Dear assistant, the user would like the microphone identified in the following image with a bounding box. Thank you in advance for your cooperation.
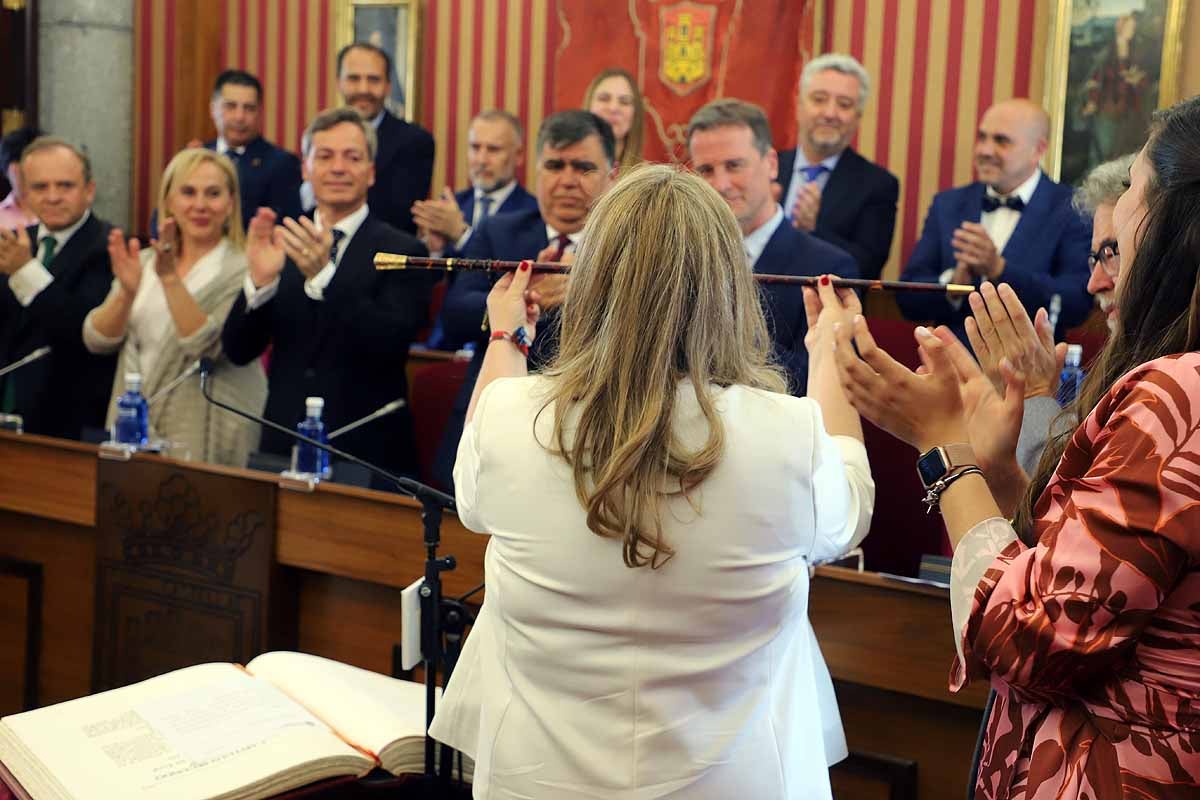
[146,359,203,405]
[198,357,463,781]
[197,358,453,508]
[328,397,407,440]
[0,346,52,379]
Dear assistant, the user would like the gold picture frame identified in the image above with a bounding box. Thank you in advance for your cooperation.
[334,0,422,122]
[1042,0,1188,185]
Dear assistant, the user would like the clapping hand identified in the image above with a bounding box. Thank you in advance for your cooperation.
[245,208,287,288]
[276,216,333,281]
[412,188,468,240]
[951,223,1003,280]
[790,182,822,233]
[832,319,971,452]
[965,282,1064,399]
[151,217,180,280]
[106,229,144,296]
[0,227,34,276]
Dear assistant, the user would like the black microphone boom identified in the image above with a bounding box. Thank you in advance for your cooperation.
[197,359,454,508]
[197,358,460,783]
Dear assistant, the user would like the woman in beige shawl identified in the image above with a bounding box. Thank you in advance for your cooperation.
[83,149,266,466]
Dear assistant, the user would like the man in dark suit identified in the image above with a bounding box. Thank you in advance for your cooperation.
[431,110,617,489]
[0,137,115,439]
[774,54,898,281]
[898,98,1092,343]
[336,42,434,236]
[688,99,858,395]
[222,108,430,480]
[152,70,302,236]
[411,109,538,258]
[206,69,302,230]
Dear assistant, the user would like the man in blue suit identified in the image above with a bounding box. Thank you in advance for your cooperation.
[336,43,434,236]
[206,70,302,230]
[412,110,538,258]
[431,110,617,489]
[688,99,858,395]
[898,99,1092,343]
[775,54,899,281]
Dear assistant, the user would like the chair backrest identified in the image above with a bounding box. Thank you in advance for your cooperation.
[408,359,469,489]
[859,318,950,575]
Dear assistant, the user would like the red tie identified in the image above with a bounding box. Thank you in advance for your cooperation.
[549,233,570,261]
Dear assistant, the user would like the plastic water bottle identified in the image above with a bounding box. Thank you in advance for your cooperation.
[295,397,331,477]
[1057,344,1085,406]
[113,372,150,447]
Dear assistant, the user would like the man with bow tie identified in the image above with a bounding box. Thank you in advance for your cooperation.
[898,98,1092,343]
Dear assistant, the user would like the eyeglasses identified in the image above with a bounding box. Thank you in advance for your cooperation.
[1088,239,1120,277]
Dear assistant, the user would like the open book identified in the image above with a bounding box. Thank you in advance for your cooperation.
[0,652,472,800]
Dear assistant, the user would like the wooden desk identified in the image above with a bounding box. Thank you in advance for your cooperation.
[0,432,982,798]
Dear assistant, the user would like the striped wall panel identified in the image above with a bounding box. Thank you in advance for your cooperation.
[133,0,1050,264]
[826,0,1050,278]
[133,0,554,233]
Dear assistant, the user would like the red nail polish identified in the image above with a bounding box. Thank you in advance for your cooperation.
[520,261,530,272]
[820,275,830,286]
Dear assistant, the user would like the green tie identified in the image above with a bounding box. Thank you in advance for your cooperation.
[40,236,57,271]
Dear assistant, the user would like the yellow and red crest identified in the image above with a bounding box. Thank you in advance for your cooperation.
[659,2,716,96]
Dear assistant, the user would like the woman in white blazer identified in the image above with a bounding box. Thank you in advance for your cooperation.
[430,164,874,799]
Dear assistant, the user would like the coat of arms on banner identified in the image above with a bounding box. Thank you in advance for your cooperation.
[658,2,717,96]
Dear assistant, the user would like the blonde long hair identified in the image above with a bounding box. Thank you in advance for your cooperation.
[584,67,645,171]
[157,148,245,249]
[541,164,786,569]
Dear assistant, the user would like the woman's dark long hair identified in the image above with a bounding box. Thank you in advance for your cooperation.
[1014,96,1200,538]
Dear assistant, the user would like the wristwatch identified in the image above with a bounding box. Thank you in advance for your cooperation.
[916,443,977,489]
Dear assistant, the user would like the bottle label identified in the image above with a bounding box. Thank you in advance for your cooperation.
[118,407,138,418]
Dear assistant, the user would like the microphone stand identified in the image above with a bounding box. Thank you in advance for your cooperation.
[198,365,464,789]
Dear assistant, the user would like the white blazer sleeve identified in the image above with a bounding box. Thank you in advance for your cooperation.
[452,379,501,533]
[806,402,874,562]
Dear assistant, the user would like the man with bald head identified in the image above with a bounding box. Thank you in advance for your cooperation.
[898,98,1091,343]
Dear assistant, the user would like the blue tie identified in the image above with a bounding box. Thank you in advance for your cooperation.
[328,229,346,265]
[478,195,493,221]
[800,164,829,183]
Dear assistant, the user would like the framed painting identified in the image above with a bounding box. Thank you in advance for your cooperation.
[334,0,422,122]
[1043,0,1188,186]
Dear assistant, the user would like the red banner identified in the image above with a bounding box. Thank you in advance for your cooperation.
[552,0,819,164]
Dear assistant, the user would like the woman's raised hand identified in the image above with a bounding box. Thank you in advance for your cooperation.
[486,260,540,343]
[965,282,1064,398]
[106,228,143,297]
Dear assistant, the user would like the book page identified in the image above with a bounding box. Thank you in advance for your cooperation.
[246,652,430,760]
[1,663,373,800]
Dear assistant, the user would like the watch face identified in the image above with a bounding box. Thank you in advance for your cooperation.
[917,448,948,487]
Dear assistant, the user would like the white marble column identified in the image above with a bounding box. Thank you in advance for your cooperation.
[38,0,134,228]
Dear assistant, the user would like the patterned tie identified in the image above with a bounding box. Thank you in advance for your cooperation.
[40,236,57,271]
[226,148,242,165]
[328,229,346,265]
[981,194,1025,213]
[800,164,829,183]
[549,233,570,261]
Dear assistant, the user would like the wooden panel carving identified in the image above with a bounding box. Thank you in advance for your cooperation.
[92,458,290,691]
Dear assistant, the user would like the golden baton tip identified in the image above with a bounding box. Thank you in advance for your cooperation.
[373,253,409,269]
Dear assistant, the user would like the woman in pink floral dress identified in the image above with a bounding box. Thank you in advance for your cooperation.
[829,95,1200,798]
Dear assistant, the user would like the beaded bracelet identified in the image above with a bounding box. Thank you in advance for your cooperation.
[489,328,530,357]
